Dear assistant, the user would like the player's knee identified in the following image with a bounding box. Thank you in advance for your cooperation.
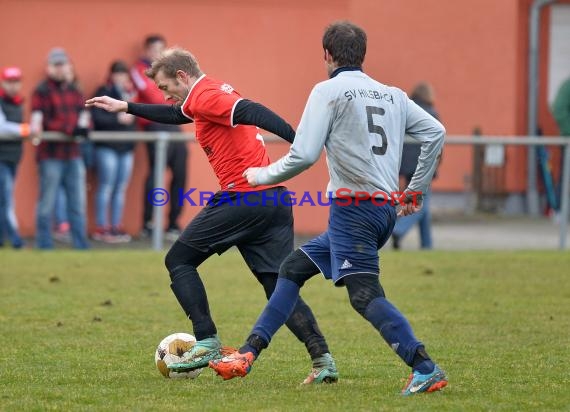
[278,249,316,287]
[164,248,177,275]
[165,241,201,280]
[278,257,302,286]
[345,274,385,317]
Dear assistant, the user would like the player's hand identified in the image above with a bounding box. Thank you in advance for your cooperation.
[397,202,422,217]
[397,192,423,217]
[242,167,261,187]
[85,96,128,113]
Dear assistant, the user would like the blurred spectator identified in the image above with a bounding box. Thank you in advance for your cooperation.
[552,76,570,201]
[52,62,91,244]
[392,82,441,250]
[91,60,137,243]
[553,76,570,137]
[70,63,96,171]
[0,66,33,248]
[131,34,188,240]
[31,47,90,249]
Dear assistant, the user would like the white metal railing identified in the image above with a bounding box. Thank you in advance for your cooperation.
[1,132,569,250]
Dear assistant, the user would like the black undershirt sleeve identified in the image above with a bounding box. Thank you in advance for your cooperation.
[126,102,193,125]
[232,99,295,143]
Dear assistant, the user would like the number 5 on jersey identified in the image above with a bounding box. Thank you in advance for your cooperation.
[366,106,387,156]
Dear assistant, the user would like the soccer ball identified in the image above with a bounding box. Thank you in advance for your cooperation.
[154,332,202,379]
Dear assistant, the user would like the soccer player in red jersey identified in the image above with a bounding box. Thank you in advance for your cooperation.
[86,48,338,384]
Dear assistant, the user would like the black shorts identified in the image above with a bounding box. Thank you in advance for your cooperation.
[178,186,293,274]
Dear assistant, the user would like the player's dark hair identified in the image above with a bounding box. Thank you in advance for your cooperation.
[146,47,202,79]
[322,21,366,67]
[144,34,166,49]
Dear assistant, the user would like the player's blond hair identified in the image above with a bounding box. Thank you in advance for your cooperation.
[146,47,202,79]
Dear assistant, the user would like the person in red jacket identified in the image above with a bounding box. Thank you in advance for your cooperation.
[131,34,188,240]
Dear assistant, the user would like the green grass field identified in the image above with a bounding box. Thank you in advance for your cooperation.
[1,249,569,411]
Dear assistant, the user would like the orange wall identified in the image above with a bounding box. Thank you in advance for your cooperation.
[0,0,557,236]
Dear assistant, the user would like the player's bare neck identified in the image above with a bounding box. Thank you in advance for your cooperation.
[187,72,204,89]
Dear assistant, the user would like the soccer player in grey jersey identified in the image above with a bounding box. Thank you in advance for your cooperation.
[208,21,448,394]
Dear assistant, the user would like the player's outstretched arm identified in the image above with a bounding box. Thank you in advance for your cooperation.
[86,96,128,113]
[233,99,295,143]
[243,87,329,187]
[85,97,192,125]
[126,102,192,125]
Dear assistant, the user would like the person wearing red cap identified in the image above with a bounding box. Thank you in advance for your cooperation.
[0,66,34,248]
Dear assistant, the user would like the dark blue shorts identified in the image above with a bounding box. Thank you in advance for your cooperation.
[300,200,396,285]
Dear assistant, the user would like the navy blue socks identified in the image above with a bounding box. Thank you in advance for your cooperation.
[238,278,301,356]
[364,296,435,373]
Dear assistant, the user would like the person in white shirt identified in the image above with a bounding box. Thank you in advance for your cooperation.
[206,21,448,395]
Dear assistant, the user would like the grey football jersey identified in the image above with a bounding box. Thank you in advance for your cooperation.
[256,70,445,197]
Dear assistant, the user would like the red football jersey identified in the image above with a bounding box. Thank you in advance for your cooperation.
[182,75,276,192]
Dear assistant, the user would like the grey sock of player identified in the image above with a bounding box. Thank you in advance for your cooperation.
[364,296,434,373]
